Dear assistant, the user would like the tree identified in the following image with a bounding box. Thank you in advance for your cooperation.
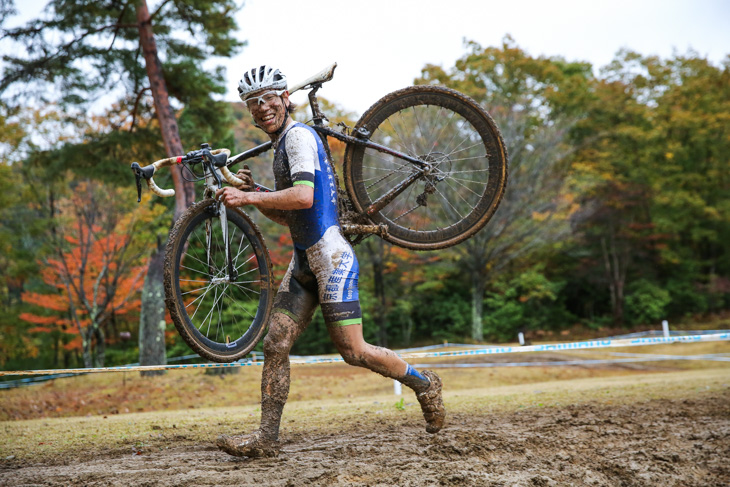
[1,0,242,370]
[20,181,166,367]
[568,50,730,324]
[416,37,589,340]
[0,103,72,367]
[642,53,730,313]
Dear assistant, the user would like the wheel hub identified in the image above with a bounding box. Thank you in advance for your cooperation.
[415,152,452,206]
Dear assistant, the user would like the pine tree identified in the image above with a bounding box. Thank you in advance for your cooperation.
[1,0,243,370]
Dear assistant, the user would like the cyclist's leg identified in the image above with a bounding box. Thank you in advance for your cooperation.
[311,227,445,432]
[327,322,426,390]
[218,253,317,457]
[260,253,319,437]
[327,320,445,434]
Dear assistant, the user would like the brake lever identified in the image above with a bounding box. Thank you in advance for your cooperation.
[130,162,156,202]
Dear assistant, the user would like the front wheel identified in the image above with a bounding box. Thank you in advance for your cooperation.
[343,85,508,250]
[164,199,274,363]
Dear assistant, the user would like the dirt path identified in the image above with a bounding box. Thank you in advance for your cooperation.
[2,393,728,487]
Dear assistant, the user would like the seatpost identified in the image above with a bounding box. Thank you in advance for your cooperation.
[308,84,327,126]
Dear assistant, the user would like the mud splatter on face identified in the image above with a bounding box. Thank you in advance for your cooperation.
[249,92,289,135]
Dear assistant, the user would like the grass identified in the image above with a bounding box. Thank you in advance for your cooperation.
[1,340,728,462]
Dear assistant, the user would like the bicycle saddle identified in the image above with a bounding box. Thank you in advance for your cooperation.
[290,63,337,93]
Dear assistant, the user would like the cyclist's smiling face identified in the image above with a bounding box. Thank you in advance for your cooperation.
[247,90,290,134]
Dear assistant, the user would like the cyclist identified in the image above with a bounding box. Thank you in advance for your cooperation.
[215,65,445,458]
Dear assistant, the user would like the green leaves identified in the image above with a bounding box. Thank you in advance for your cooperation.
[1,0,242,122]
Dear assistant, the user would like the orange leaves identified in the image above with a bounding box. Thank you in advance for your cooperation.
[18,179,159,358]
[269,232,294,280]
[385,245,441,285]
[27,326,54,334]
[21,292,69,312]
[18,313,59,326]
[63,336,83,352]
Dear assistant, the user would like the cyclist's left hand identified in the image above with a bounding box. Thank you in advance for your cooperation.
[234,164,254,191]
[216,186,251,207]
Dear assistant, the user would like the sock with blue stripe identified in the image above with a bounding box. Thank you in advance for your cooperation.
[399,364,431,392]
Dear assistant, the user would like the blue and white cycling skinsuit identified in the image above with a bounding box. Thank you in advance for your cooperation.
[271,122,362,326]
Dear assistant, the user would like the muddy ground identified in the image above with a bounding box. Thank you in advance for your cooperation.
[2,392,728,487]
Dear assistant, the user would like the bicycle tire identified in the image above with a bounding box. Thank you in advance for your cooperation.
[343,85,508,250]
[164,199,274,363]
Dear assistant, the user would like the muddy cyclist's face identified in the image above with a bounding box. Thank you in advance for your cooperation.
[247,90,290,134]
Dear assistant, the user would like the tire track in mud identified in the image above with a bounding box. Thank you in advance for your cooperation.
[2,393,728,486]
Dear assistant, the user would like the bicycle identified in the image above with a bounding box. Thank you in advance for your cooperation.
[131,63,508,363]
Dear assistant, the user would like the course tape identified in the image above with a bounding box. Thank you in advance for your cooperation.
[1,332,728,377]
[412,352,730,369]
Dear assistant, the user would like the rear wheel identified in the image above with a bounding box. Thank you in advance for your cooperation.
[164,199,274,363]
[343,85,508,250]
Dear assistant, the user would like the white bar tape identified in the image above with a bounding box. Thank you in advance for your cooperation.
[143,148,233,198]
[220,166,244,186]
[1,333,728,377]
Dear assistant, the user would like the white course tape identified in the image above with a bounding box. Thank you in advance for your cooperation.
[396,332,730,360]
[412,353,730,369]
[1,332,728,377]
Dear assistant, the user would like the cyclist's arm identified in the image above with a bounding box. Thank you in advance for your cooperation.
[216,185,313,216]
[257,207,289,226]
[254,185,314,226]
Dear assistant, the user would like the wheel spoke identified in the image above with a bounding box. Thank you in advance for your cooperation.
[221,288,257,320]
[350,88,506,247]
[170,202,272,360]
[200,285,224,335]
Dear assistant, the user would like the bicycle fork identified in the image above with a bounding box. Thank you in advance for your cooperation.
[205,170,236,284]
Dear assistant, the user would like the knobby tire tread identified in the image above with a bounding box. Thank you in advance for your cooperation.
[343,85,508,251]
[164,199,274,363]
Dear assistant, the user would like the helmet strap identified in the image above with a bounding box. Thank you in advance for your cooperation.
[273,98,292,136]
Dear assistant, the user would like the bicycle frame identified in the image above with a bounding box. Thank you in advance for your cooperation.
[225,82,438,241]
[133,62,465,246]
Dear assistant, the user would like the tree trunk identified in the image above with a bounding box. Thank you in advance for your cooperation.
[471,271,486,342]
[53,334,59,368]
[136,0,193,214]
[601,235,627,326]
[82,329,93,368]
[402,315,413,347]
[136,0,194,373]
[94,325,106,368]
[139,240,167,376]
[365,240,388,347]
[373,242,388,347]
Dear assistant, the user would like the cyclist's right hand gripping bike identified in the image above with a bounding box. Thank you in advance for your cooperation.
[131,63,508,363]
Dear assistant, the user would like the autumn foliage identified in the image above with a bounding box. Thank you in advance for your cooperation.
[19,182,166,368]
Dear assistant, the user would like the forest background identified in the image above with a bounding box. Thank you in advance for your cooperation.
[0,1,728,372]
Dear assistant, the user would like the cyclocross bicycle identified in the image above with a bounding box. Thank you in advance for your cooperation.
[131,63,508,363]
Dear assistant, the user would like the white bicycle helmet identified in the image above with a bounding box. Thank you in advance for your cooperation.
[238,65,288,100]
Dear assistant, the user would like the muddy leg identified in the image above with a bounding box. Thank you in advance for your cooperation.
[217,312,309,457]
[328,323,445,433]
[327,324,424,389]
[259,312,308,440]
